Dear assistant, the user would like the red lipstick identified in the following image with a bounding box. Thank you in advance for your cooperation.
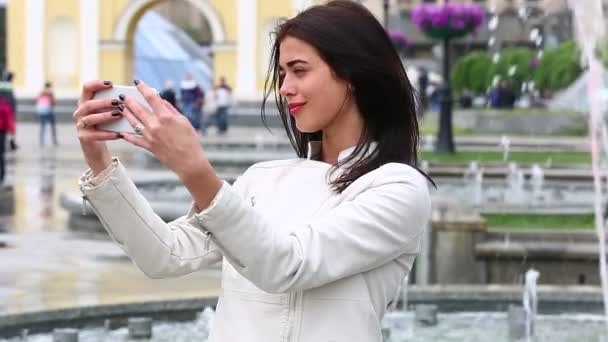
[288,102,305,115]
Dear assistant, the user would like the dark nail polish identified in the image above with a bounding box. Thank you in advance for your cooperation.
[103,80,111,86]
[111,110,122,117]
[111,99,120,106]
[133,79,140,85]
[116,133,124,139]
[118,104,125,111]
[119,94,125,101]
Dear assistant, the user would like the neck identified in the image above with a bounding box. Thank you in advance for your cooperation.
[321,102,364,165]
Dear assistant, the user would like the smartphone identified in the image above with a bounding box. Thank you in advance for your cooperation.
[92,85,156,134]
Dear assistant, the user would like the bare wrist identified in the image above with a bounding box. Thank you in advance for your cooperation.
[178,160,223,211]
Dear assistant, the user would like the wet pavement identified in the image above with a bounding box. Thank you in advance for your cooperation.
[0,123,286,315]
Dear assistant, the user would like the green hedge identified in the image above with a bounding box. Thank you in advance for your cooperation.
[534,41,582,92]
[486,47,535,96]
[451,41,583,95]
[451,52,492,94]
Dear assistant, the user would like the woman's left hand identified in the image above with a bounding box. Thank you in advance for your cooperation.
[120,81,209,179]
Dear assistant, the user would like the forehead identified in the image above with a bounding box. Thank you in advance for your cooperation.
[279,36,321,66]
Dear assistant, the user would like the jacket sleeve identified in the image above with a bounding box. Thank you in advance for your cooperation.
[192,163,431,293]
[79,159,227,278]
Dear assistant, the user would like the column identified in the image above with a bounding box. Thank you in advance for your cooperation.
[236,0,257,101]
[80,0,99,84]
[25,0,45,94]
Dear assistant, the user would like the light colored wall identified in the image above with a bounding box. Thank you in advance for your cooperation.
[6,0,25,88]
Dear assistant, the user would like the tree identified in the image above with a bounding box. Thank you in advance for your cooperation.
[486,47,535,96]
[534,41,582,92]
[451,51,492,95]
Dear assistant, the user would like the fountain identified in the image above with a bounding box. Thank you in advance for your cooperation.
[463,161,484,208]
[500,135,511,162]
[523,269,540,340]
[530,164,545,205]
[567,0,608,331]
[506,162,525,204]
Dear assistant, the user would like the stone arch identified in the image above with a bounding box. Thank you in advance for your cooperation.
[110,0,225,84]
[112,0,226,43]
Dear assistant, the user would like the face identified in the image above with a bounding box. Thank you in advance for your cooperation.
[278,36,350,133]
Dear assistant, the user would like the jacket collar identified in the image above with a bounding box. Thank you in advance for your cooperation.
[306,141,378,163]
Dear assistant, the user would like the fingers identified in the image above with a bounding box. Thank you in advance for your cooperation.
[134,80,166,117]
[121,132,151,150]
[163,100,181,116]
[73,98,123,120]
[121,105,149,138]
[120,91,153,128]
[79,80,113,105]
[76,106,124,128]
[78,129,121,142]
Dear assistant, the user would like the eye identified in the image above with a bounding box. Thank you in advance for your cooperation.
[294,68,306,76]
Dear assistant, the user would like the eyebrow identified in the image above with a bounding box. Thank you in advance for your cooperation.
[279,59,308,70]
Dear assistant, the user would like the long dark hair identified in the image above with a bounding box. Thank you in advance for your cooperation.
[261,0,433,193]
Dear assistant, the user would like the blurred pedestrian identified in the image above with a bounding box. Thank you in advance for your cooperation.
[36,81,58,146]
[416,67,429,116]
[179,73,204,130]
[205,76,232,135]
[0,70,17,151]
[459,88,473,109]
[160,79,179,111]
[0,91,15,185]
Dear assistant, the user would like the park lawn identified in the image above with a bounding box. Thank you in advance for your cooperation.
[482,213,594,230]
[419,121,474,136]
[420,150,591,165]
[472,108,583,116]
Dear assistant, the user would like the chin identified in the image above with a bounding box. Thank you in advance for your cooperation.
[295,120,321,133]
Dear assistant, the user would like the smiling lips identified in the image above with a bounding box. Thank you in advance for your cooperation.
[288,102,306,115]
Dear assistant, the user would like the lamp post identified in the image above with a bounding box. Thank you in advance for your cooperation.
[411,2,485,154]
[436,36,455,153]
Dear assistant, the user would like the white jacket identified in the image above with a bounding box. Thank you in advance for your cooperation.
[79,142,431,342]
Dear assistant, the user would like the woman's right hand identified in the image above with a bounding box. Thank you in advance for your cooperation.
[73,80,124,175]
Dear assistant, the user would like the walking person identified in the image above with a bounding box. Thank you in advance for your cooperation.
[0,70,17,151]
[72,1,432,341]
[0,93,15,185]
[213,76,232,135]
[179,73,204,130]
[37,82,58,147]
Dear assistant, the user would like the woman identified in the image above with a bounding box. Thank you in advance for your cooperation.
[36,81,58,146]
[73,1,431,341]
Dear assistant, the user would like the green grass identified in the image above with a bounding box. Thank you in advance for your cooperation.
[420,150,591,165]
[483,213,594,230]
[419,123,474,136]
[463,108,584,116]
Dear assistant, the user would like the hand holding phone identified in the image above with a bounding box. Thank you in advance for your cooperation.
[93,85,156,134]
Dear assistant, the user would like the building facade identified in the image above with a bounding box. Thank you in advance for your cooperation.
[5,0,339,100]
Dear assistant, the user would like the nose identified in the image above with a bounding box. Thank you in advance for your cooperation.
[279,75,295,98]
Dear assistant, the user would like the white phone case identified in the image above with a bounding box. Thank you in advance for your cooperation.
[93,85,156,134]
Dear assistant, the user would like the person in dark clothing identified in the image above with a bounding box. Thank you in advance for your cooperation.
[0,70,17,151]
[179,73,205,130]
[160,80,179,111]
[490,80,516,109]
[459,88,473,108]
[502,80,516,109]
[0,94,15,184]
[417,67,429,116]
